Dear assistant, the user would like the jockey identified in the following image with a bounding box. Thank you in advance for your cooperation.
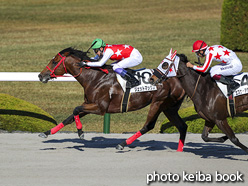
[81,38,142,88]
[186,40,242,95]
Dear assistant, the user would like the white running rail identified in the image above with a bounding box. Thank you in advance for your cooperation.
[0,72,76,82]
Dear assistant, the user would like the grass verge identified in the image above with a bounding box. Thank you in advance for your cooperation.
[0,93,56,132]
[161,106,248,133]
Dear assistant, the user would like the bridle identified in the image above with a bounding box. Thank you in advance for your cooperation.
[46,53,82,78]
[46,53,67,78]
[152,57,176,82]
[152,56,200,100]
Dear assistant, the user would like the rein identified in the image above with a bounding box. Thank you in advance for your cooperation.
[156,59,201,100]
[189,74,201,100]
[46,53,82,78]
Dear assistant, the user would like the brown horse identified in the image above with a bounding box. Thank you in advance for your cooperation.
[38,47,187,151]
[150,49,248,153]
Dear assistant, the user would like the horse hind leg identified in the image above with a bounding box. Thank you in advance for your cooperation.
[216,119,248,153]
[74,113,88,140]
[201,121,228,143]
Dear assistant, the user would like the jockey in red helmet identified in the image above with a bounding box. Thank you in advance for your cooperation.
[187,40,242,96]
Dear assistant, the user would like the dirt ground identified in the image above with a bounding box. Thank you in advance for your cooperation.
[0,132,247,186]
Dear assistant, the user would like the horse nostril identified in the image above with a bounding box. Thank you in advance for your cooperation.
[38,74,42,81]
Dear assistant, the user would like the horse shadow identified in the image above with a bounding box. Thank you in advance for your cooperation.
[41,136,177,152]
[41,135,247,160]
[184,142,247,161]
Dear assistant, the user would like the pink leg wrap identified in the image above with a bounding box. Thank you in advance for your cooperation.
[126,131,142,145]
[177,139,185,152]
[74,115,82,130]
[51,123,64,134]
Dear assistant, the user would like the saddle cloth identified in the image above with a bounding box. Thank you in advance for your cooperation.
[116,69,157,93]
[216,72,248,98]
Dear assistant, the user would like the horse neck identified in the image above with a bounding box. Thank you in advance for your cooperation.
[178,62,213,99]
[64,57,103,87]
[64,57,113,91]
[76,68,112,90]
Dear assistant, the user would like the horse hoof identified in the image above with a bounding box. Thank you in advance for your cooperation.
[116,144,124,150]
[79,133,84,140]
[38,133,48,138]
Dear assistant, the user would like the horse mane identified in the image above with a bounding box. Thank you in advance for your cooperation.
[176,53,188,63]
[177,53,213,80]
[59,47,132,74]
[59,47,91,61]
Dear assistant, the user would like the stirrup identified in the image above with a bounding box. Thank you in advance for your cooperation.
[122,72,140,88]
[227,83,239,96]
[127,79,140,88]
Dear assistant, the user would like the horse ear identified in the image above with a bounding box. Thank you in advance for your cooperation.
[171,50,177,60]
[169,48,173,55]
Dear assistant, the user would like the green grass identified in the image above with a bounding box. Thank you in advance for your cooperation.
[161,107,248,134]
[0,93,56,132]
[0,0,248,133]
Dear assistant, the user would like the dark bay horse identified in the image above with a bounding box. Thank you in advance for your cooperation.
[38,47,187,151]
[150,49,248,153]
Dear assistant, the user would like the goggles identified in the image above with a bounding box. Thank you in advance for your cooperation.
[93,48,100,54]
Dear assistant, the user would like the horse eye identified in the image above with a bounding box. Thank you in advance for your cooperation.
[52,60,57,64]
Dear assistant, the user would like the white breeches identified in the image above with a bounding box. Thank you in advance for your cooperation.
[112,49,143,71]
[210,58,242,77]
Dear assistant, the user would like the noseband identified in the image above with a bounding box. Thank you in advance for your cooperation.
[46,53,67,78]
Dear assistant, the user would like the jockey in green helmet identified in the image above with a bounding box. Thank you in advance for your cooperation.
[80,38,143,88]
[92,38,106,48]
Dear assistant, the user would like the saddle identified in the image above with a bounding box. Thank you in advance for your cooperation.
[116,68,157,112]
[215,73,248,117]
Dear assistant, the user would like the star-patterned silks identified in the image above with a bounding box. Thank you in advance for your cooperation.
[124,45,130,49]
[193,45,238,73]
[104,44,134,60]
[207,45,233,63]
[214,52,222,60]
[223,49,230,56]
[209,46,214,51]
[115,49,122,57]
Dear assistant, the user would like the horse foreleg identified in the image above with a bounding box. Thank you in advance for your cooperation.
[116,119,158,150]
[38,112,87,139]
[163,109,188,152]
[216,119,248,153]
[38,114,74,138]
[201,121,228,143]
[116,103,161,150]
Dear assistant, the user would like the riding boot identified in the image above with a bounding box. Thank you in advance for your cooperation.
[114,68,140,88]
[123,72,140,88]
[218,75,240,96]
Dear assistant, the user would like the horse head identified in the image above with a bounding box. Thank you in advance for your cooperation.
[38,47,90,83]
[149,48,179,85]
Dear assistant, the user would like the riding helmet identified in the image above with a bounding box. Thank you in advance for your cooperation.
[92,38,106,49]
[192,40,208,52]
